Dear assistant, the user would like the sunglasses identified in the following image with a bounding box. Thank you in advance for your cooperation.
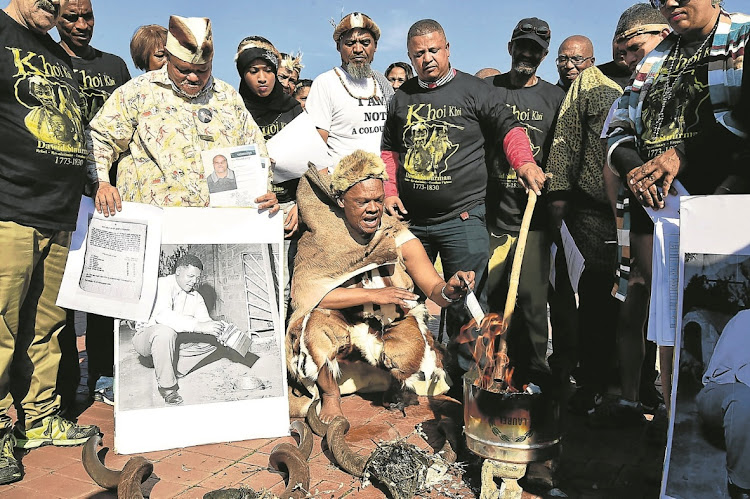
[516,23,550,37]
[649,0,679,8]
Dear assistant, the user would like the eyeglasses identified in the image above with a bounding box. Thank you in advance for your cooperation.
[649,0,672,8]
[516,23,550,37]
[556,55,594,67]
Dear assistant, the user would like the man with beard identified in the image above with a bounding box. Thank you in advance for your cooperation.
[306,12,394,167]
[381,19,541,390]
[0,0,101,485]
[55,0,131,410]
[484,17,565,387]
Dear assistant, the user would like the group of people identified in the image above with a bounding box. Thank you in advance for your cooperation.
[1,0,749,495]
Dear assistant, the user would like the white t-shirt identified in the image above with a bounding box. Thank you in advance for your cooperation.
[306,66,388,170]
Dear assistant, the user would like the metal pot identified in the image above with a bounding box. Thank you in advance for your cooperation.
[463,372,562,463]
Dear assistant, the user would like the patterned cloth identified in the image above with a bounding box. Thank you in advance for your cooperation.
[88,66,268,206]
[547,66,623,272]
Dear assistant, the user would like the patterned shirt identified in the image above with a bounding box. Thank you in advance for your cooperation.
[88,66,268,207]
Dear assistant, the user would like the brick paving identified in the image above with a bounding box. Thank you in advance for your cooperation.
[0,318,666,498]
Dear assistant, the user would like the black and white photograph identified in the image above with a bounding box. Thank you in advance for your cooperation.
[663,195,750,499]
[117,243,284,411]
[114,208,288,454]
[665,253,750,499]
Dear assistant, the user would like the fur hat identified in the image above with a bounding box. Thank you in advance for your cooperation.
[235,36,281,74]
[333,12,381,43]
[330,150,388,196]
[280,52,304,74]
[166,15,213,64]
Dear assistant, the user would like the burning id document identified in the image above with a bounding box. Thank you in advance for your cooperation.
[201,144,268,207]
[57,197,162,321]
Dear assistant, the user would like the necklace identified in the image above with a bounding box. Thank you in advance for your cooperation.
[334,67,378,101]
[651,20,718,138]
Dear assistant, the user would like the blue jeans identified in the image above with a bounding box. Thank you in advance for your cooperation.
[409,204,489,372]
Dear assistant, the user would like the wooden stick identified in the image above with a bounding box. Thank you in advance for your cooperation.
[502,190,538,327]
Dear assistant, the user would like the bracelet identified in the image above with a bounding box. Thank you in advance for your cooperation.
[440,285,457,303]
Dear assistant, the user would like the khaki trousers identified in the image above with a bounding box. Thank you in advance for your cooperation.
[0,221,70,430]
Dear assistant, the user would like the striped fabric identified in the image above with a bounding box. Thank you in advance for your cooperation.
[606,10,750,301]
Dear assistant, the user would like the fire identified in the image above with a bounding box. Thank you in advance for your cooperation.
[458,313,519,392]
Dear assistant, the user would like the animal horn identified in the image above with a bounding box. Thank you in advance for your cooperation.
[268,442,310,499]
[116,457,153,499]
[290,420,313,460]
[326,416,367,477]
[306,398,329,437]
[82,434,121,490]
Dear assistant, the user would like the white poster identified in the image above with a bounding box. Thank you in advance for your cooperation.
[266,111,334,182]
[202,144,268,207]
[114,207,289,454]
[57,197,162,321]
[662,195,750,499]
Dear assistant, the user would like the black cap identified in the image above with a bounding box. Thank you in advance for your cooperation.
[511,17,551,49]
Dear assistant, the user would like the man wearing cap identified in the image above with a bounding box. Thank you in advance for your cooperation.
[89,15,278,215]
[546,4,669,418]
[305,12,394,166]
[0,0,101,485]
[381,19,542,384]
[484,17,565,385]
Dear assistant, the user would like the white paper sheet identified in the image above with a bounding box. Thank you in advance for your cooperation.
[266,112,334,182]
[548,221,586,294]
[202,144,268,207]
[114,207,289,454]
[57,198,162,321]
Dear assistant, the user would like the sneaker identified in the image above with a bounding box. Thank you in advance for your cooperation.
[92,376,114,406]
[0,430,22,485]
[14,415,100,449]
[587,397,646,429]
[568,386,603,416]
[640,382,665,415]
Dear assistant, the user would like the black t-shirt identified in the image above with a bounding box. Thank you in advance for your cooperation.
[69,48,130,124]
[382,70,520,224]
[640,36,746,195]
[261,105,303,204]
[485,73,565,231]
[0,11,87,231]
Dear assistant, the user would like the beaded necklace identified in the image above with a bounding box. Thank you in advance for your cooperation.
[334,67,378,101]
[651,20,718,139]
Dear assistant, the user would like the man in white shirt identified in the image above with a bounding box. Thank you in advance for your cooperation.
[305,12,394,168]
[133,254,223,405]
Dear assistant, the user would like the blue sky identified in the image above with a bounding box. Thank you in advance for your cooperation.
[42,0,746,87]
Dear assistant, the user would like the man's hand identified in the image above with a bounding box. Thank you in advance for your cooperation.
[626,147,683,209]
[548,199,568,247]
[384,195,408,220]
[516,163,546,196]
[369,287,419,309]
[94,181,122,217]
[443,271,475,301]
[284,204,298,238]
[255,191,280,215]
[195,320,223,336]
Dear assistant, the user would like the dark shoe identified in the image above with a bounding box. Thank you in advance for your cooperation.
[729,481,750,499]
[646,403,669,447]
[587,397,645,429]
[640,381,665,414]
[92,376,114,406]
[159,387,183,406]
[568,386,603,416]
[0,429,22,485]
[14,415,100,449]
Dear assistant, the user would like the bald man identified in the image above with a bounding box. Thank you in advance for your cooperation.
[556,35,594,92]
[475,67,500,79]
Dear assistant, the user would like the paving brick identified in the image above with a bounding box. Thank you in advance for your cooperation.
[21,447,80,471]
[152,461,214,486]
[198,464,255,490]
[149,479,191,498]
[161,450,234,474]
[17,473,101,498]
[190,442,252,462]
[239,468,282,491]
[55,460,99,484]
[175,485,215,498]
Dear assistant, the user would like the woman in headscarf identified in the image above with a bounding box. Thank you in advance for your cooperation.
[236,36,304,318]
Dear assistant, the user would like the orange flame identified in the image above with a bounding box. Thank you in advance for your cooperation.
[460,313,519,391]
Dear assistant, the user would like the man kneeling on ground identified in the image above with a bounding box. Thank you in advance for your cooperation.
[286,150,473,422]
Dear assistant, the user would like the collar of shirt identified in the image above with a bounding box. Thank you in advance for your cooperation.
[417,67,456,89]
